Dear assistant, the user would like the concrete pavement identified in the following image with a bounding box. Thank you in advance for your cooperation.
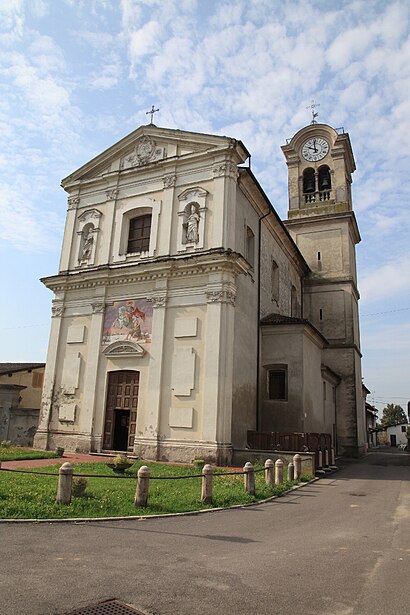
[1,448,409,615]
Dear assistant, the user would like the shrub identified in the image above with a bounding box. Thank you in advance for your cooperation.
[0,441,12,448]
[72,477,88,497]
[192,459,205,469]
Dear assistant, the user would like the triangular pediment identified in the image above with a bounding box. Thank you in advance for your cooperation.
[61,125,248,186]
[102,340,146,358]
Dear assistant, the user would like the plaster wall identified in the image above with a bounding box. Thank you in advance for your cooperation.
[259,223,302,318]
[323,346,365,456]
[301,335,325,433]
[386,424,408,447]
[260,327,304,432]
[0,368,44,409]
[230,188,259,448]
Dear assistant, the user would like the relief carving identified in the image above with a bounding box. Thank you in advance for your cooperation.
[51,305,64,317]
[163,174,177,188]
[68,196,80,210]
[212,162,238,179]
[106,189,119,201]
[206,290,236,305]
[147,295,167,308]
[91,302,105,314]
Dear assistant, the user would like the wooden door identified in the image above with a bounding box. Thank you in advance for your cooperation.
[390,434,397,447]
[103,371,139,450]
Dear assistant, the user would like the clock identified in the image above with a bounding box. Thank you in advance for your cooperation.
[301,137,329,162]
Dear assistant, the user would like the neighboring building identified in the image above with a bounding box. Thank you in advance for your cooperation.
[33,121,367,463]
[386,424,409,448]
[365,404,378,448]
[0,363,45,445]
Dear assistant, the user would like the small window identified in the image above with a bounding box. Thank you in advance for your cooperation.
[291,284,298,317]
[127,214,152,254]
[401,426,406,433]
[246,226,255,269]
[323,381,326,401]
[268,368,287,401]
[317,251,321,261]
[271,260,279,302]
[319,308,323,321]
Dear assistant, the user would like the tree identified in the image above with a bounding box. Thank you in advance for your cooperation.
[380,404,408,428]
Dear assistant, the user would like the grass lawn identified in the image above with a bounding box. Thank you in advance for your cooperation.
[0,460,313,520]
[0,447,60,462]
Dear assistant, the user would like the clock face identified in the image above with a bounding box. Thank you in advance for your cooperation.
[301,137,329,162]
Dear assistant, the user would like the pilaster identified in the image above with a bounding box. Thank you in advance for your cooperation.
[201,286,236,444]
[82,298,106,440]
[133,283,168,458]
[33,298,65,449]
[59,196,79,271]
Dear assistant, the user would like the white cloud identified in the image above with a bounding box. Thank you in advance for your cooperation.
[360,256,410,305]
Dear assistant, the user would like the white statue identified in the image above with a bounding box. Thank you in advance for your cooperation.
[186,204,199,243]
[81,229,94,260]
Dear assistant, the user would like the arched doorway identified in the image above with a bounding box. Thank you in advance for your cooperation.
[103,371,139,451]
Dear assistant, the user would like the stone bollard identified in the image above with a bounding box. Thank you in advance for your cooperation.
[287,462,295,481]
[134,465,150,508]
[201,464,213,504]
[293,454,302,480]
[243,462,255,495]
[265,459,274,485]
[330,447,338,469]
[316,449,325,476]
[56,462,74,505]
[275,458,284,484]
[323,448,332,472]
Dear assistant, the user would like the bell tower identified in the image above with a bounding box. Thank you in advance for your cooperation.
[281,123,366,457]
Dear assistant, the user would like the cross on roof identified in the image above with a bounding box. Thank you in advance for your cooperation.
[306,99,320,124]
[146,105,159,125]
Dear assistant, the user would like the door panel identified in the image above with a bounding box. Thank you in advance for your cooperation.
[103,371,140,450]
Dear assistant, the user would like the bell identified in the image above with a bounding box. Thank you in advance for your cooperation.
[321,175,330,188]
[304,176,315,192]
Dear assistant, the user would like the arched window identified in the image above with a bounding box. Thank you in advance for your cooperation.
[318,165,331,191]
[127,213,152,254]
[303,168,315,194]
[246,226,255,269]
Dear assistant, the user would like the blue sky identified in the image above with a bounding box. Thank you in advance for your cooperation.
[0,0,409,414]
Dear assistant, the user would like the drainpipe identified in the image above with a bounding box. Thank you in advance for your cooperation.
[256,209,272,431]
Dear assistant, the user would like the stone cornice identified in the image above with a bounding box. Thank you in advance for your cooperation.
[41,250,249,292]
[303,276,360,300]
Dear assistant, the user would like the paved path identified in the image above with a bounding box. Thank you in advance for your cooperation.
[1,449,409,615]
[0,452,114,470]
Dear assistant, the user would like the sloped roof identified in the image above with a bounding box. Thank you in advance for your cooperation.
[0,363,45,375]
[260,313,328,344]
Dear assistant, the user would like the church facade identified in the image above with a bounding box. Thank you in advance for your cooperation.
[33,121,366,463]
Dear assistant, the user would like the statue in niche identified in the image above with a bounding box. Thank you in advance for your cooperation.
[185,203,200,243]
[81,228,94,260]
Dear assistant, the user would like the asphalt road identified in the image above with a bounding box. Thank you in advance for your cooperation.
[1,449,409,615]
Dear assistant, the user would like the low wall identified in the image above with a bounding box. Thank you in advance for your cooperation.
[233,449,316,475]
[0,407,40,446]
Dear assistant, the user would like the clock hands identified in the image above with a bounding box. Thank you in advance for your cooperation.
[308,139,318,153]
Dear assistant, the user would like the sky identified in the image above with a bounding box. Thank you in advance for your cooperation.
[0,0,409,415]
